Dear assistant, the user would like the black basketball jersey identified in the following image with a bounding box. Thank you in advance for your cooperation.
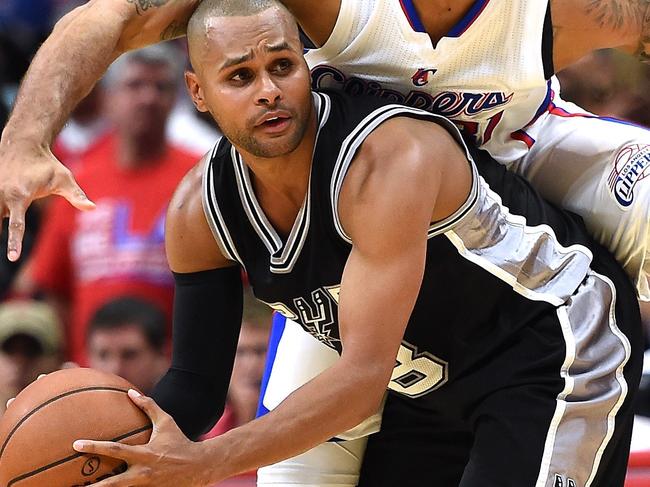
[202,90,600,401]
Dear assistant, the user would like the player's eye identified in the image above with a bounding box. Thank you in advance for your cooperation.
[230,69,253,84]
[273,59,293,74]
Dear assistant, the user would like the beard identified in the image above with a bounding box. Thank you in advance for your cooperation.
[215,102,312,158]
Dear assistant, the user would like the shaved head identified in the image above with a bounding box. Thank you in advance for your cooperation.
[187,0,298,68]
[183,0,313,159]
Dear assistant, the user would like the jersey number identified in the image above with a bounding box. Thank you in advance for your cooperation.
[389,341,448,398]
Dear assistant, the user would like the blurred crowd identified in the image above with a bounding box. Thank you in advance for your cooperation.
[1,1,650,484]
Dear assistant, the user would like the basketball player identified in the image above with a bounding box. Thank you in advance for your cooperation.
[72,2,644,486]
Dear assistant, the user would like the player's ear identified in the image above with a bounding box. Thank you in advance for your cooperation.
[185,70,209,113]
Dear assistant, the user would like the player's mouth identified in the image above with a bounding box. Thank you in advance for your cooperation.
[255,111,292,133]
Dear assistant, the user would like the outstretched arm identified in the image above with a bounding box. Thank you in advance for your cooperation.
[551,0,650,70]
[0,0,199,261]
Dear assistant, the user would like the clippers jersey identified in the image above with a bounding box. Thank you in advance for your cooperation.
[306,0,554,166]
[202,91,611,403]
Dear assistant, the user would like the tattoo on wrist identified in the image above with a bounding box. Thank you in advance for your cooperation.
[127,0,170,15]
[161,20,187,41]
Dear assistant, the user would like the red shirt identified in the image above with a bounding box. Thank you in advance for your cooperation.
[29,133,198,364]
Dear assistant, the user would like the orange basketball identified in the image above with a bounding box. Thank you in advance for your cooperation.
[0,368,152,487]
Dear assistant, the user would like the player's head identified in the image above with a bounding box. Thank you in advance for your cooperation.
[0,300,63,395]
[185,0,313,158]
[86,297,169,395]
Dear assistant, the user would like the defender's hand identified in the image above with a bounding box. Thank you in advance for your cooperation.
[73,390,212,486]
[0,143,94,261]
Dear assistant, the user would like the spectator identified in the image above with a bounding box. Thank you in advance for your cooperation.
[0,300,63,415]
[14,44,198,364]
[86,296,169,395]
[53,84,109,172]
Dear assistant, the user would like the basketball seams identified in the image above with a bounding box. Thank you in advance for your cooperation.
[0,387,130,459]
[6,424,152,486]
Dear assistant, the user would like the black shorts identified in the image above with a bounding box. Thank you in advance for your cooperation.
[358,245,644,487]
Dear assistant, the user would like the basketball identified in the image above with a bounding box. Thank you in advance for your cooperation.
[0,368,153,487]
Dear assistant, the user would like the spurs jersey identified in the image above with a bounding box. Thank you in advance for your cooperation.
[202,92,631,407]
[306,0,554,165]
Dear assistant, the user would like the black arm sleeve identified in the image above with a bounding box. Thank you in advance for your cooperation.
[151,266,243,440]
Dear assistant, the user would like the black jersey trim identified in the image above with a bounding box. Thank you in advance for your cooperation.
[330,104,478,243]
[202,144,245,267]
[542,1,555,79]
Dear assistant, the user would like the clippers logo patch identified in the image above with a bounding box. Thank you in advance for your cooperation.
[608,144,650,208]
[411,68,437,86]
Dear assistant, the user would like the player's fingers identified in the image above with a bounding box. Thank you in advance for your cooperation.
[6,398,14,409]
[82,464,153,487]
[6,199,28,262]
[52,169,95,211]
[72,440,134,461]
[128,389,171,426]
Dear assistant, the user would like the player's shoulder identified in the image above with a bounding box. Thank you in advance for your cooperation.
[166,151,231,271]
[356,117,455,192]
[168,153,208,217]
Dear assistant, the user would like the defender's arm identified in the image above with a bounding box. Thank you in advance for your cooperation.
[551,0,650,70]
[0,0,199,261]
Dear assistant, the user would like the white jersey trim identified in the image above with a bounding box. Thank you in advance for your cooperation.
[202,145,245,268]
[228,92,331,275]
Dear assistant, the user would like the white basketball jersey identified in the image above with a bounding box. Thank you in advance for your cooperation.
[305,0,552,165]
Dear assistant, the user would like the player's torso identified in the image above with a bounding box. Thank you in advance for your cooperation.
[306,0,553,164]
[203,91,597,402]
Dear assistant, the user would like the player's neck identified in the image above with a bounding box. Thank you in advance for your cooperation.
[412,0,477,45]
[238,110,318,238]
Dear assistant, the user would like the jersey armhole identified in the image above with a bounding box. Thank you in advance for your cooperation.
[542,2,555,79]
[330,105,478,243]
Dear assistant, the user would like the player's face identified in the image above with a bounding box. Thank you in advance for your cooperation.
[186,8,312,158]
[230,324,268,404]
[107,62,177,139]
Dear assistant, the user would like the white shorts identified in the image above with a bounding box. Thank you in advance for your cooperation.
[512,90,650,300]
[256,315,376,487]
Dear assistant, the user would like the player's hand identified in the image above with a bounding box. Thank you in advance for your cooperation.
[72,390,213,486]
[0,142,95,261]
